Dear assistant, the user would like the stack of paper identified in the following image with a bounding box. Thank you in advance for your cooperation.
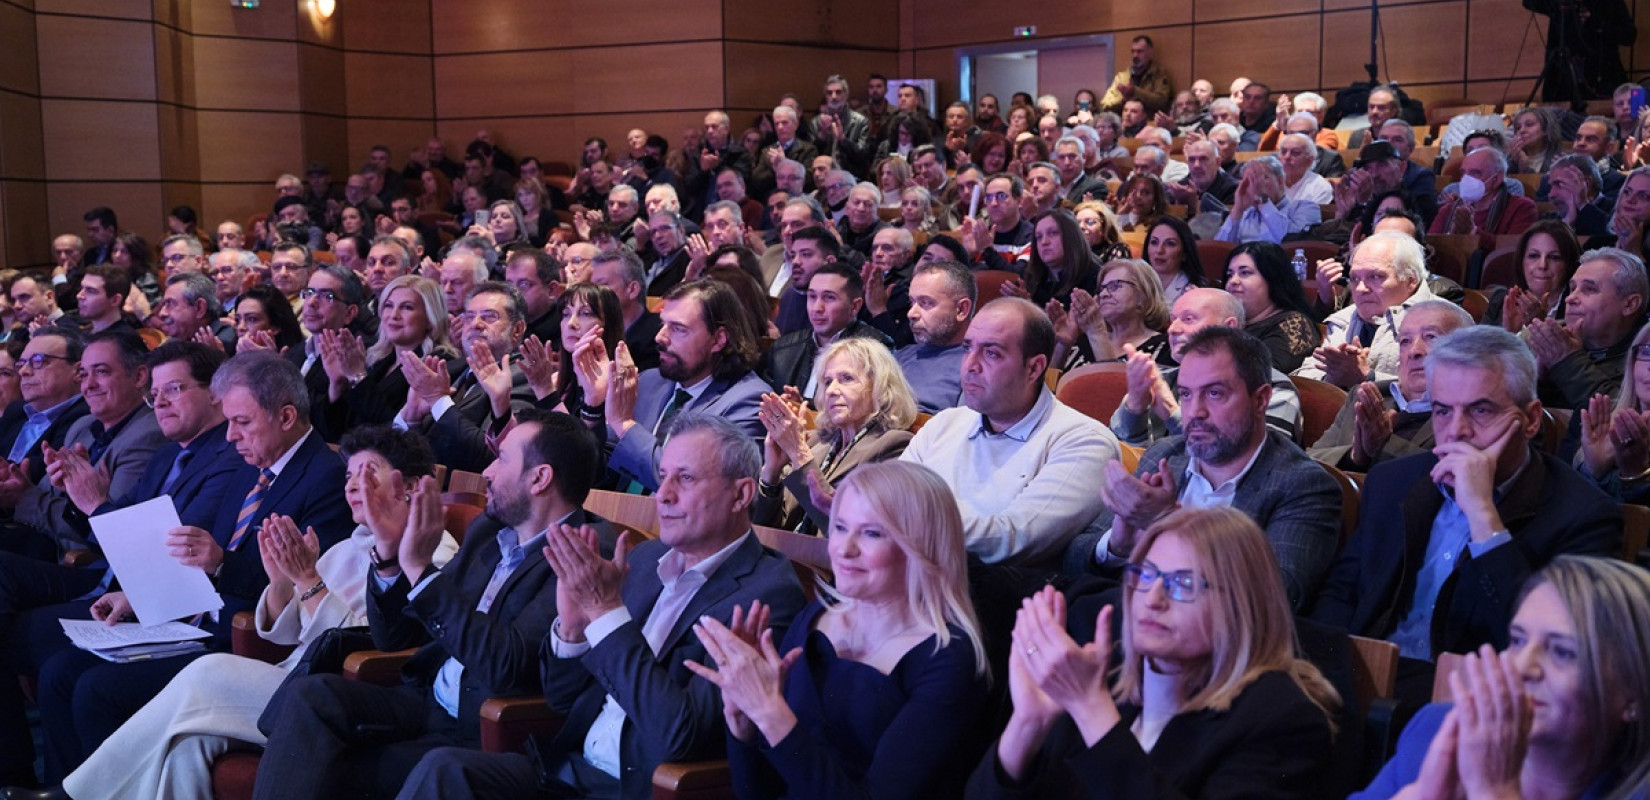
[59,620,210,663]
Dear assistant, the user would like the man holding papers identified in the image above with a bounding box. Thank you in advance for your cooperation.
[11,351,350,785]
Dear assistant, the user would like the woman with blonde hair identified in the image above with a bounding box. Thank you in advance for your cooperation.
[1578,320,1650,502]
[970,506,1341,799]
[690,460,991,800]
[898,185,938,235]
[319,274,458,427]
[754,338,918,534]
[1050,258,1170,368]
[1073,200,1132,263]
[1353,555,1650,800]
[875,156,912,209]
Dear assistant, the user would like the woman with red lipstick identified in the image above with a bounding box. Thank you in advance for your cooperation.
[320,275,457,428]
[752,338,917,535]
[1352,556,1650,800]
[1483,220,1580,333]
[968,506,1341,800]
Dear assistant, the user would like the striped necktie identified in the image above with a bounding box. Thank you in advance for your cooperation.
[226,468,275,552]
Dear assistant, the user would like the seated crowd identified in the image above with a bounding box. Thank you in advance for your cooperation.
[1,57,1648,800]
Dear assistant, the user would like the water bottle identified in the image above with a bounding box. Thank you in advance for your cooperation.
[1291,248,1309,283]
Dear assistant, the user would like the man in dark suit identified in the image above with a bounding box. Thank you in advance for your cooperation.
[589,249,661,372]
[749,106,818,200]
[1066,326,1341,610]
[681,111,751,223]
[1310,326,1622,704]
[252,410,611,800]
[810,75,874,178]
[283,263,367,443]
[0,329,89,499]
[605,280,769,493]
[0,341,241,787]
[643,211,692,298]
[394,413,808,800]
[396,282,536,473]
[23,351,352,782]
[760,263,890,394]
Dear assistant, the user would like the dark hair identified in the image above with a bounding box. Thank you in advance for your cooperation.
[238,285,305,351]
[584,136,607,150]
[923,235,971,264]
[115,232,153,275]
[86,329,149,375]
[789,226,840,261]
[707,244,764,287]
[336,233,372,263]
[271,240,314,270]
[29,327,85,362]
[83,206,117,229]
[1026,210,1100,303]
[1515,218,1583,293]
[893,116,935,149]
[550,283,623,395]
[513,408,600,506]
[1016,137,1051,163]
[704,264,772,341]
[340,425,436,480]
[1224,243,1315,319]
[148,340,226,386]
[1132,34,1154,46]
[469,280,526,326]
[312,263,367,308]
[809,262,864,299]
[1180,326,1272,393]
[661,279,762,380]
[1145,216,1210,287]
[1358,189,1416,235]
[83,264,133,302]
[1120,174,1170,227]
[507,248,559,287]
[913,259,979,308]
[169,205,198,228]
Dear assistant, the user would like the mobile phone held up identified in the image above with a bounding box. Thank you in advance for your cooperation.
[475,209,489,228]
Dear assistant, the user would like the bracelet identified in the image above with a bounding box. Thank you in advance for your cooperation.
[757,478,784,498]
[299,579,327,602]
[370,544,398,571]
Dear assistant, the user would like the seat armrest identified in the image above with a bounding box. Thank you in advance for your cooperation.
[342,648,418,686]
[231,611,299,665]
[479,696,564,754]
[652,759,731,800]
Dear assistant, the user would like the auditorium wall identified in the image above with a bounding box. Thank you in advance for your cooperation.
[5,0,1646,270]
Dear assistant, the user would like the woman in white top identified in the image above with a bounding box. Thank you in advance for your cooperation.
[58,427,459,800]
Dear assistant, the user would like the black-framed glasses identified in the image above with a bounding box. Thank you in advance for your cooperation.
[1632,344,1650,361]
[1123,561,1209,603]
[299,288,339,303]
[1098,279,1136,296]
[17,353,71,371]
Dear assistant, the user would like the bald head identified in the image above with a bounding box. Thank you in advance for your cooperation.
[1167,288,1244,361]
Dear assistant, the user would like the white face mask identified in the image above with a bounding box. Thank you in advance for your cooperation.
[1458,174,1487,204]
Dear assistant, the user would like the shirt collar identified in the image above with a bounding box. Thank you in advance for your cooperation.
[90,404,144,444]
[657,530,751,586]
[970,386,1053,442]
[673,374,715,405]
[1186,433,1268,491]
[496,510,575,556]
[24,393,82,421]
[266,427,313,480]
[1389,382,1431,413]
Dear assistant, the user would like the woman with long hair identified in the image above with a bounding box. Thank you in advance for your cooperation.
[1353,556,1650,800]
[1114,173,1170,232]
[753,339,918,534]
[1223,242,1322,373]
[690,460,991,800]
[875,156,912,209]
[231,284,304,352]
[1144,216,1210,305]
[1073,200,1133,263]
[320,275,458,428]
[1508,106,1566,174]
[416,168,453,214]
[514,178,554,248]
[512,282,624,426]
[110,231,163,307]
[1022,210,1101,307]
[1579,320,1650,500]
[970,506,1340,799]
[1484,218,1580,332]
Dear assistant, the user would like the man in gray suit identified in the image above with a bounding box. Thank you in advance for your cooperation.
[394,414,808,800]
[604,280,769,493]
[1067,326,1341,610]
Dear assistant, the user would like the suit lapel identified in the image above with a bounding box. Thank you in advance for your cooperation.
[655,534,762,654]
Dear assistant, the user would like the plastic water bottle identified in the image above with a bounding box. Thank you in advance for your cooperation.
[1291,248,1309,283]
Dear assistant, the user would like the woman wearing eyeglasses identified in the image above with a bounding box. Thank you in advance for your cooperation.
[967,506,1341,800]
[1350,555,1650,800]
[1049,258,1170,370]
[317,275,459,428]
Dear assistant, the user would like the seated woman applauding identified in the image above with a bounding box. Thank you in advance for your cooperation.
[52,426,458,800]
[1352,555,1650,800]
[753,338,918,535]
[688,460,991,800]
[968,506,1341,800]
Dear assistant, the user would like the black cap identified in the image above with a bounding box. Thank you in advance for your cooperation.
[1354,140,1399,168]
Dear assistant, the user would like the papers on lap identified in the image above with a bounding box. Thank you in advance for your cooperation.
[59,620,210,663]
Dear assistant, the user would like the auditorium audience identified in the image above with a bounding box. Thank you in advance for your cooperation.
[1049,258,1170,370]
[1221,242,1322,373]
[1528,246,1646,412]
[1483,219,1580,331]
[1142,216,1209,305]
[1297,231,1438,389]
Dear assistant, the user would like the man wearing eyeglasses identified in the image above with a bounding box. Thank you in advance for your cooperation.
[0,341,244,787]
[285,264,366,443]
[1070,324,1338,611]
[0,330,89,493]
[1312,325,1621,705]
[158,273,235,353]
[981,174,1034,270]
[158,235,207,281]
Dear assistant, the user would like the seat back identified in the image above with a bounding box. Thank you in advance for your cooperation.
[1432,651,1466,702]
[1290,375,1348,448]
[1479,245,1519,290]
[1348,634,1400,714]
[974,270,1022,306]
[1622,504,1650,564]
[1055,362,1130,426]
[754,524,832,599]
[1459,288,1489,322]
[446,468,488,495]
[1315,459,1362,553]
[584,488,659,536]
[1427,234,1481,284]
[1195,239,1235,273]
[1287,240,1344,279]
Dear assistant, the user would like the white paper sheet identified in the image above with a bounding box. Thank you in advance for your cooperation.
[59,619,211,649]
[90,496,223,625]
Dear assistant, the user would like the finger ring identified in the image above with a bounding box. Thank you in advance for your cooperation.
[188,546,195,556]
[1025,646,1038,656]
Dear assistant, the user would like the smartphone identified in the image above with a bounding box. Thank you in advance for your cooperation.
[1633,86,1646,123]
[1079,100,1092,112]
[475,209,489,228]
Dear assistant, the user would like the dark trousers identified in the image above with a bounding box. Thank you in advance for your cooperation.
[395,747,621,800]
[252,674,470,800]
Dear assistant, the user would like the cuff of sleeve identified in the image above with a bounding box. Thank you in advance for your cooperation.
[369,569,399,592]
[549,615,593,657]
[584,606,632,647]
[1468,530,1512,557]
[404,567,441,600]
[1094,531,1118,565]
[392,415,411,432]
[430,395,456,421]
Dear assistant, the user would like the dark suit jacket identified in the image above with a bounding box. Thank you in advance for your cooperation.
[750,140,820,200]
[206,430,351,648]
[95,420,242,531]
[0,397,90,486]
[416,364,536,473]
[1064,429,1341,609]
[753,426,912,532]
[368,509,614,736]
[538,534,808,800]
[759,320,892,394]
[624,311,663,373]
[964,670,1334,800]
[645,249,692,298]
[608,369,768,492]
[345,350,464,429]
[1309,447,1622,657]
[1306,380,1435,471]
[283,344,345,443]
[14,405,169,552]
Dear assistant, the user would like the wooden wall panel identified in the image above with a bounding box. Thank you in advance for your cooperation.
[46,183,164,244]
[722,43,899,111]
[193,36,302,111]
[431,0,721,54]
[298,42,347,115]
[36,15,156,101]
[346,119,435,174]
[181,0,297,40]
[1466,0,1547,81]
[0,2,40,95]
[195,111,304,183]
[345,53,435,119]
[156,104,199,183]
[434,51,574,119]
[908,0,1193,50]
[4,181,50,266]
[1323,3,1467,86]
[724,0,899,50]
[0,93,45,181]
[342,0,432,54]
[200,183,273,234]
[575,44,723,114]
[34,0,146,19]
[1119,28,1193,96]
[303,114,351,180]
[1194,18,1321,92]
[41,100,161,182]
[1195,0,1319,22]
[296,3,341,47]
[152,26,194,107]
